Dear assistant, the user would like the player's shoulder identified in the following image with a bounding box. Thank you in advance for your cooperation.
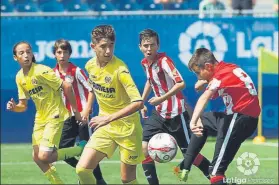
[34,63,52,73]
[113,56,129,70]
[15,69,23,82]
[158,53,174,64]
[85,57,96,71]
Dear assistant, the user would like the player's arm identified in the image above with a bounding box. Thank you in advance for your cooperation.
[39,67,84,124]
[195,79,208,92]
[149,58,185,106]
[6,98,28,112]
[141,80,152,118]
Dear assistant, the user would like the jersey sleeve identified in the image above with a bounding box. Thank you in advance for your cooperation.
[16,75,30,100]
[206,78,221,99]
[38,66,63,91]
[118,66,142,102]
[161,57,184,83]
[76,68,93,92]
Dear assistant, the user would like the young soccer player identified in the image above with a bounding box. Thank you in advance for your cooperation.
[53,39,106,185]
[182,48,260,184]
[75,25,144,184]
[138,29,210,184]
[6,41,87,184]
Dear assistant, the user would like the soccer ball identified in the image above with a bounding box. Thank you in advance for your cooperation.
[148,133,178,163]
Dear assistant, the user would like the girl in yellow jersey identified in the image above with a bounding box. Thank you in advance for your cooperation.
[6,41,87,184]
[76,25,144,184]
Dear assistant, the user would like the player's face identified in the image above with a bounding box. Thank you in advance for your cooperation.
[13,43,33,68]
[55,48,70,65]
[192,64,213,81]
[139,37,159,61]
[91,38,114,63]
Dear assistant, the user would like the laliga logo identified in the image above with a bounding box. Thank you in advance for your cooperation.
[178,21,228,67]
[236,152,260,176]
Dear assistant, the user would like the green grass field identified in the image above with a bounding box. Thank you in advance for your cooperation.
[1,139,278,184]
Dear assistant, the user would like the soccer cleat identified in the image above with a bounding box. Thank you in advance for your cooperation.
[76,140,87,151]
[173,166,189,182]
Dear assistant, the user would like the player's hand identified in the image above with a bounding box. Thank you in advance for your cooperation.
[140,105,148,119]
[80,110,90,122]
[89,116,110,131]
[195,80,207,92]
[148,96,163,106]
[6,98,16,111]
[74,111,87,126]
[190,119,203,137]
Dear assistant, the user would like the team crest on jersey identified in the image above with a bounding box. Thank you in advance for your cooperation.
[65,75,74,83]
[172,69,178,77]
[31,78,38,85]
[105,76,112,84]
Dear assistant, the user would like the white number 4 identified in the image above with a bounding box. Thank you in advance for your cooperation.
[233,68,257,96]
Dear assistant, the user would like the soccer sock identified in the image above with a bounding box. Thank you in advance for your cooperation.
[57,146,82,161]
[123,179,138,184]
[183,133,207,171]
[44,166,64,184]
[210,175,226,184]
[193,154,210,179]
[142,156,159,185]
[93,164,104,180]
[76,166,96,184]
[64,157,78,168]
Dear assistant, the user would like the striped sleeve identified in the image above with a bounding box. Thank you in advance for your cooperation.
[76,67,93,92]
[161,57,183,83]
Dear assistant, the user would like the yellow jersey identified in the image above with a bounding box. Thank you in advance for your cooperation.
[85,56,142,117]
[16,63,69,124]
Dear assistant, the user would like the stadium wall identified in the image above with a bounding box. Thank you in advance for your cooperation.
[1,15,278,143]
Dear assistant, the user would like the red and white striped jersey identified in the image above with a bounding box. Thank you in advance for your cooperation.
[54,63,92,115]
[207,61,261,118]
[141,53,186,119]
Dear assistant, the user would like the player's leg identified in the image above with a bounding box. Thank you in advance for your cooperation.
[76,125,117,184]
[78,123,107,185]
[32,124,64,184]
[171,111,210,181]
[209,113,258,184]
[59,116,80,168]
[118,119,144,184]
[37,120,86,164]
[181,112,221,181]
[142,110,167,185]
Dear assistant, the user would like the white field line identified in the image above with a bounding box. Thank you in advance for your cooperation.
[1,158,278,166]
[2,142,278,150]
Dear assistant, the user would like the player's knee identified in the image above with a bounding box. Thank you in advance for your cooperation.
[142,142,148,157]
[38,151,51,162]
[76,166,91,178]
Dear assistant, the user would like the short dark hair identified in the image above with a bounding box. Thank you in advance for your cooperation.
[139,29,159,45]
[91,25,115,44]
[53,39,72,55]
[13,41,36,63]
[188,48,218,71]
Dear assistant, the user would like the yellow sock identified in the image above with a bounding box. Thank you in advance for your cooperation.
[123,179,138,184]
[76,166,96,184]
[44,166,64,184]
[57,146,82,161]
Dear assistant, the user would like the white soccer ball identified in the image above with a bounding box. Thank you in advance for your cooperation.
[148,133,178,163]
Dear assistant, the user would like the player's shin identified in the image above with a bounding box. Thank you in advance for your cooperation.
[76,166,96,184]
[44,166,64,184]
[142,156,159,185]
[57,140,86,161]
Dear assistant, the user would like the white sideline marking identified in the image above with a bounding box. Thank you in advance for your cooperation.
[1,158,278,166]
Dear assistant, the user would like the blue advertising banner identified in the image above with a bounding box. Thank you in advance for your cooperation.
[1,16,278,142]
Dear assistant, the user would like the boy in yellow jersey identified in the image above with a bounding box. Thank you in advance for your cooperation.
[6,41,87,184]
[76,25,144,184]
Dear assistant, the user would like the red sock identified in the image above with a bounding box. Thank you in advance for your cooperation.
[210,175,226,184]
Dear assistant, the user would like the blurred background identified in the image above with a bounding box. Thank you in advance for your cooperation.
[1,0,278,143]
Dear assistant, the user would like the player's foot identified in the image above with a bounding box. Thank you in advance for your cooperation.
[173,166,189,182]
[76,140,87,152]
[96,179,107,185]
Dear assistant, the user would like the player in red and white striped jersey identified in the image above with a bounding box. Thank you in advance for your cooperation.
[139,29,211,185]
[52,39,106,185]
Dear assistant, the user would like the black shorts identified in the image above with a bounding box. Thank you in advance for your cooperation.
[59,116,91,149]
[143,110,192,153]
[201,112,258,175]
